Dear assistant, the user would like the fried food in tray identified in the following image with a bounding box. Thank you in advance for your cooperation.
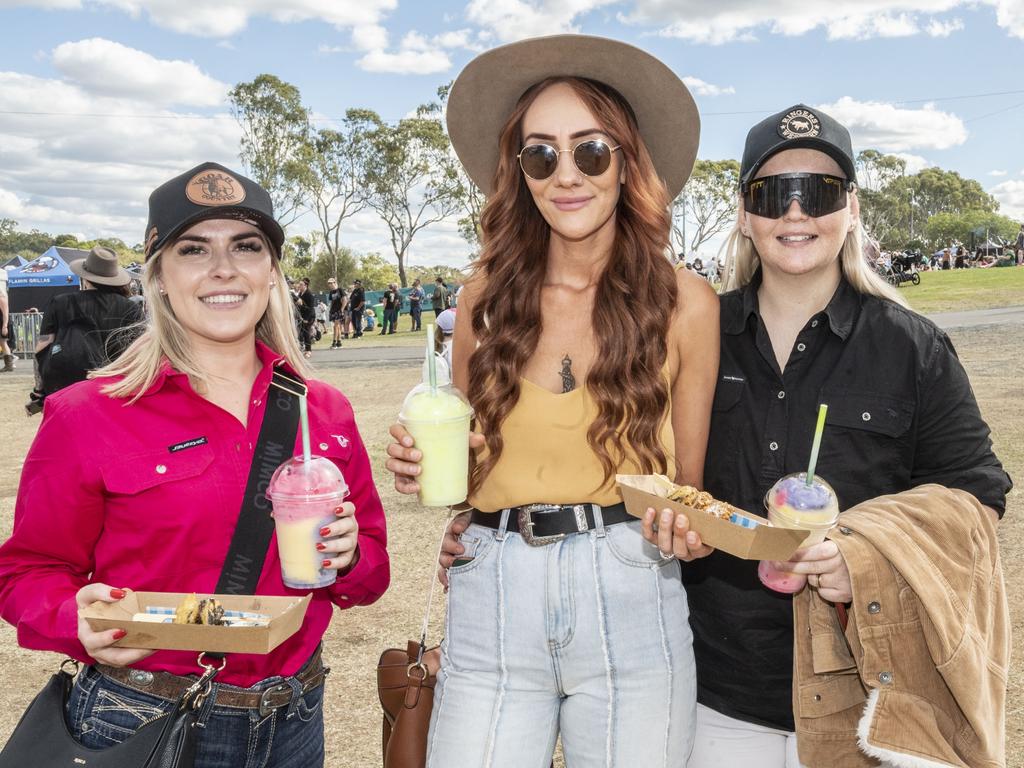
[172,593,226,626]
[666,484,737,521]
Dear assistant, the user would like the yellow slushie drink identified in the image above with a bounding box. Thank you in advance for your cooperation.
[399,383,473,507]
[266,455,348,589]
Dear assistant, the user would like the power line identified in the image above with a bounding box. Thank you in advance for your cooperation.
[2,89,1023,122]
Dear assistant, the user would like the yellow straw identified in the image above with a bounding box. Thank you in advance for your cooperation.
[805,404,828,486]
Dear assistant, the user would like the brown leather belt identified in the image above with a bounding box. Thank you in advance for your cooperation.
[96,647,328,717]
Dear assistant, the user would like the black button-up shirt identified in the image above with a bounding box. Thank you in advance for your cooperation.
[684,272,1011,732]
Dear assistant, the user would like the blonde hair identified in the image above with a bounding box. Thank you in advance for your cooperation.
[94,238,311,401]
[720,197,909,308]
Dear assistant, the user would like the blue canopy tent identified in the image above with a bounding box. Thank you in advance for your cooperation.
[2,255,28,271]
[6,246,87,312]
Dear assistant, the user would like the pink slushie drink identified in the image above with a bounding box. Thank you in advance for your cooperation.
[267,456,348,589]
[758,473,840,594]
[399,383,473,507]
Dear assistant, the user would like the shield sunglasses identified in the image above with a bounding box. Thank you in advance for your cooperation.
[742,173,854,219]
[517,140,622,181]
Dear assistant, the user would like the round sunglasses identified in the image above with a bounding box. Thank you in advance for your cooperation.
[517,139,622,181]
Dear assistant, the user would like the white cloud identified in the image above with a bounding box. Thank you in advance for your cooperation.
[891,152,932,174]
[351,23,389,51]
[52,38,228,107]
[620,1,1003,44]
[354,28,484,75]
[318,44,346,54]
[466,0,618,43]
[681,76,735,97]
[0,70,240,243]
[2,0,398,37]
[990,179,1024,220]
[816,97,967,152]
[990,169,1008,176]
[925,17,964,35]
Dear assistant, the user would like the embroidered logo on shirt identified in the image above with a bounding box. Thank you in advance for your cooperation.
[722,375,746,383]
[331,434,349,448]
[168,436,208,453]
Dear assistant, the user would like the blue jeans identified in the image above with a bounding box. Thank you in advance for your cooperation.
[410,304,422,331]
[65,663,325,768]
[428,516,696,768]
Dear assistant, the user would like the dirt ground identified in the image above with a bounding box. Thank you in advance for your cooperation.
[0,323,1020,767]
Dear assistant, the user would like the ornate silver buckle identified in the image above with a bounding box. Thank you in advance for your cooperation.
[518,503,590,546]
[257,682,293,719]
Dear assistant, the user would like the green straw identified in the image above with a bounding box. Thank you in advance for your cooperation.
[299,394,312,462]
[805,403,828,486]
[426,323,437,394]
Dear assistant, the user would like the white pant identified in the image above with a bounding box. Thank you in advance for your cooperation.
[687,703,804,768]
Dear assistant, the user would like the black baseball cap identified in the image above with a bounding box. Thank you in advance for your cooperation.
[740,104,857,187]
[143,161,284,260]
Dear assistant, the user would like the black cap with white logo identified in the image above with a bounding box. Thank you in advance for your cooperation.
[740,104,857,187]
[143,161,284,261]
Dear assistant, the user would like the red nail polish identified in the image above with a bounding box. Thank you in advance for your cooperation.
[112,629,127,640]
[321,559,332,568]
[334,506,345,516]
[319,527,331,537]
[315,543,326,551]
[110,588,127,600]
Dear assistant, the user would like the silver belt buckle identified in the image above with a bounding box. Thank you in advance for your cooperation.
[257,682,292,718]
[519,503,590,546]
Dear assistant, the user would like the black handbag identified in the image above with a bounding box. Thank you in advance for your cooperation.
[0,369,305,767]
[0,659,207,768]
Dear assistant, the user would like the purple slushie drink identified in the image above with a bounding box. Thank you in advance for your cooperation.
[267,456,348,589]
[758,473,839,594]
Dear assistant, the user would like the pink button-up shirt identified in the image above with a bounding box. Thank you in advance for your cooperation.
[0,342,389,686]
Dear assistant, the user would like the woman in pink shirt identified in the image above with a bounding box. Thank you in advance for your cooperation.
[0,162,389,768]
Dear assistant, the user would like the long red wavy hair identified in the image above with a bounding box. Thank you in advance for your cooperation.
[468,77,678,494]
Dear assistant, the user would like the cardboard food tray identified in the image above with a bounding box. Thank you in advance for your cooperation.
[617,474,811,561]
[83,592,312,654]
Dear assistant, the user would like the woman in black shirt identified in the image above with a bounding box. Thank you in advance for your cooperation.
[643,104,1010,767]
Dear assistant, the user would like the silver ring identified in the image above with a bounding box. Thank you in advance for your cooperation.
[659,550,675,560]
[809,573,820,589]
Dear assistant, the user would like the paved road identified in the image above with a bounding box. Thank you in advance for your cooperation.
[927,305,1024,330]
[3,306,1021,377]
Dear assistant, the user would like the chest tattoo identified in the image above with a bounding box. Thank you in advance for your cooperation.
[560,354,576,393]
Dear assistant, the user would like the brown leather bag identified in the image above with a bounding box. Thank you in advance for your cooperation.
[377,640,441,768]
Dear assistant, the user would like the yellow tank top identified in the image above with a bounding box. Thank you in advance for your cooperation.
[469,378,676,512]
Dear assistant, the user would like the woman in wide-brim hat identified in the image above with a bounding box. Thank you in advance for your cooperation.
[0,162,390,767]
[31,246,143,399]
[387,35,719,766]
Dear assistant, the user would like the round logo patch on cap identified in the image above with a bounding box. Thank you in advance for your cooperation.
[185,170,246,207]
[778,108,821,140]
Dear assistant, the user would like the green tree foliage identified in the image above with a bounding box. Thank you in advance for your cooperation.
[301,115,370,269]
[359,107,462,287]
[672,159,741,254]
[407,264,467,286]
[281,235,314,278]
[308,245,358,290]
[229,74,311,230]
[354,252,400,290]
[855,152,1001,249]
[923,210,1019,251]
[422,84,485,252]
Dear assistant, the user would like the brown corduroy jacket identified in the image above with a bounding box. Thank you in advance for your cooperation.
[793,485,1009,768]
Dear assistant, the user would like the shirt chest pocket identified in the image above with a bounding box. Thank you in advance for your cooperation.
[307,430,355,472]
[101,445,216,496]
[818,389,914,486]
[706,377,745,481]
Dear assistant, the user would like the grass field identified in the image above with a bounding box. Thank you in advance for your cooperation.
[893,266,1024,315]
[0,321,1020,766]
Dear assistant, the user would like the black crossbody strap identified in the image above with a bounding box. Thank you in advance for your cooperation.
[215,369,306,595]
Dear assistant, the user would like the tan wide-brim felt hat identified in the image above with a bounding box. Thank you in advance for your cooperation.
[70,246,131,287]
[446,34,700,199]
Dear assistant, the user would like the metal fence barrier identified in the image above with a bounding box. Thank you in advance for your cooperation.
[8,313,42,360]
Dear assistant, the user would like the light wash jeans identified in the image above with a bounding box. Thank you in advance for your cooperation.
[427,514,696,768]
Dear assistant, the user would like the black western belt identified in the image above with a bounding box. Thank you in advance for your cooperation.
[470,502,632,546]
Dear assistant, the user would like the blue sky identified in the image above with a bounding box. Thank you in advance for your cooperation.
[1,0,1022,266]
